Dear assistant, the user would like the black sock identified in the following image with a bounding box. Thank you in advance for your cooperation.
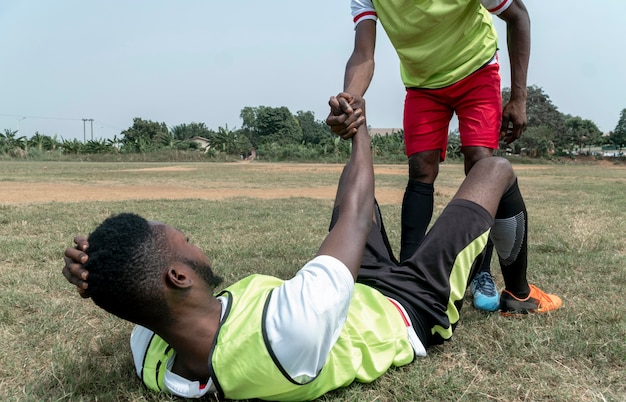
[492,179,530,297]
[478,240,494,275]
[400,180,434,262]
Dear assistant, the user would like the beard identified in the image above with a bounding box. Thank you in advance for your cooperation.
[183,257,224,289]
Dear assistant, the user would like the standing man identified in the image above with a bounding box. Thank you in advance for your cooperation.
[327,0,530,312]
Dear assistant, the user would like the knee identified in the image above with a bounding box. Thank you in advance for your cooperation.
[475,157,516,184]
[473,156,509,169]
[462,147,494,174]
[408,151,440,183]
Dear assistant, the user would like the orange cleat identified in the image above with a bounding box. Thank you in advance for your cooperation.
[500,284,562,317]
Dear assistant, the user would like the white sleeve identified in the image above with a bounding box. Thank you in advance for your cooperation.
[264,255,355,384]
[351,0,377,27]
[481,0,513,15]
[130,325,153,379]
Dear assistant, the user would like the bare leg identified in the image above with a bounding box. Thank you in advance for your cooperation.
[454,157,531,297]
[462,146,494,175]
[452,157,516,217]
[462,146,497,276]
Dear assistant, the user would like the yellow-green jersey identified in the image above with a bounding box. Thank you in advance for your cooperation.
[131,255,421,400]
[351,0,514,88]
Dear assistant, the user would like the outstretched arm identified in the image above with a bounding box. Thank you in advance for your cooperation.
[327,20,376,139]
[317,95,373,281]
[498,0,530,144]
[260,96,373,382]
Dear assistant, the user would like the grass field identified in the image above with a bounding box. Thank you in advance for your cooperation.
[0,159,624,401]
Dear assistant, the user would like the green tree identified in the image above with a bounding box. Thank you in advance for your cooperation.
[121,118,168,152]
[502,85,567,152]
[83,139,112,154]
[517,126,554,158]
[121,136,152,154]
[447,129,462,159]
[48,134,60,151]
[156,130,179,149]
[610,108,626,151]
[240,106,302,146]
[29,131,58,152]
[106,135,122,152]
[207,125,251,156]
[369,129,405,160]
[564,115,603,152]
[295,110,332,145]
[240,106,258,145]
[0,129,14,153]
[0,129,25,154]
[62,138,84,155]
[171,122,212,141]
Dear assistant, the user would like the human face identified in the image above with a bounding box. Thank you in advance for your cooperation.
[151,222,223,288]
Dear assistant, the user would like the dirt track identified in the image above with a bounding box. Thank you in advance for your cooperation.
[0,164,407,205]
[4,160,620,206]
[0,182,406,205]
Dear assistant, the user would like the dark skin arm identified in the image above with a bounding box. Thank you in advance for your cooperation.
[318,94,373,281]
[498,0,531,144]
[326,20,376,139]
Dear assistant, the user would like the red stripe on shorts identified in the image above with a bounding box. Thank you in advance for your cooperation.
[388,298,410,327]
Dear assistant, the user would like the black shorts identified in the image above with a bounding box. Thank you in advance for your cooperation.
[330,199,493,347]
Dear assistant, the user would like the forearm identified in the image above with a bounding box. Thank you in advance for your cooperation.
[340,122,374,222]
[505,2,530,101]
[325,20,375,138]
[319,114,374,280]
[343,20,376,97]
[343,53,374,97]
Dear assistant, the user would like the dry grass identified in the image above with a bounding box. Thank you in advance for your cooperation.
[0,160,624,401]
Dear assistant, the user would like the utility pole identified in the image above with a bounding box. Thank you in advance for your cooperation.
[88,118,94,140]
[81,118,94,142]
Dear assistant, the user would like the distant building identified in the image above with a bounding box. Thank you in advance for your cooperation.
[189,136,210,152]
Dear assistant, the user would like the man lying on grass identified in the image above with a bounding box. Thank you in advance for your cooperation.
[62,94,561,401]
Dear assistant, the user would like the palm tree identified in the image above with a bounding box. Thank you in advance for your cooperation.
[62,138,83,154]
[1,129,25,154]
[106,135,121,152]
[156,130,178,149]
[30,132,47,152]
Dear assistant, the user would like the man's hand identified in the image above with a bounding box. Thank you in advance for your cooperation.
[62,236,91,298]
[326,92,366,140]
[500,99,527,144]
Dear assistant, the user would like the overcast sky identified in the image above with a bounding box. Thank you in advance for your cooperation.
[1,1,624,141]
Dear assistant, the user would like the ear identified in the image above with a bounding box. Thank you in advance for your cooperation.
[165,264,193,289]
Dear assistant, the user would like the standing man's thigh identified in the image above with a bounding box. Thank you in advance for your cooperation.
[403,89,454,162]
[455,63,502,154]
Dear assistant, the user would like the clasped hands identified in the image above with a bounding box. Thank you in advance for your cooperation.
[326,92,366,140]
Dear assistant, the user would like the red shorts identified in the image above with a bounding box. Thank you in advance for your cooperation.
[403,62,502,160]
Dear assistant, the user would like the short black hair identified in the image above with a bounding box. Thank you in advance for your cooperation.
[85,213,172,326]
